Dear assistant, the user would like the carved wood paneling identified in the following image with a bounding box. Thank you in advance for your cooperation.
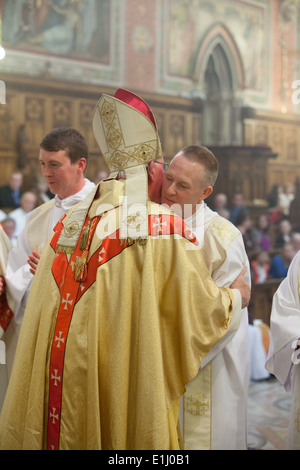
[1,74,299,202]
[251,279,282,326]
[244,112,300,192]
[0,75,200,189]
[208,145,275,204]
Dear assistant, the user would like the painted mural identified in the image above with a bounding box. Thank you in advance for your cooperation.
[164,0,271,93]
[2,0,110,63]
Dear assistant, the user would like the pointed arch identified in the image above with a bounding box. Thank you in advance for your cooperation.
[194,22,245,91]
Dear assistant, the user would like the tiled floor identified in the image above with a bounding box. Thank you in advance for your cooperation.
[247,378,292,450]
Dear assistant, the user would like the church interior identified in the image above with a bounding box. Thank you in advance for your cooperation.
[0,0,300,450]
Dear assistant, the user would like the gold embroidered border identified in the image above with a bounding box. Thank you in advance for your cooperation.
[183,362,212,450]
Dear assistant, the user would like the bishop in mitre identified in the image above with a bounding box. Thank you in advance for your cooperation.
[0,89,249,450]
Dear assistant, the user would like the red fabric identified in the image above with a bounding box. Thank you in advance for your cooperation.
[114,88,157,128]
[0,293,14,332]
[47,210,198,449]
[251,260,270,284]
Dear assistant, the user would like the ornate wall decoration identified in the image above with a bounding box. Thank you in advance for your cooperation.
[1,0,124,86]
[0,94,12,148]
[157,0,272,107]
[0,0,300,195]
[53,100,72,128]
[132,25,153,54]
[270,127,284,160]
[79,103,94,125]
[279,0,300,23]
[244,114,300,189]
[254,125,268,145]
[169,114,185,137]
[286,128,298,160]
[25,97,44,121]
[2,0,110,62]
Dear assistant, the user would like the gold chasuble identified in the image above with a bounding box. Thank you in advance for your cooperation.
[0,180,237,450]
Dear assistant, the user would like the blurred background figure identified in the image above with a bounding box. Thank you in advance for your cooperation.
[9,191,37,238]
[1,218,17,246]
[275,219,293,248]
[267,184,284,225]
[251,250,270,284]
[269,242,294,279]
[236,208,257,259]
[0,172,23,212]
[278,182,294,217]
[291,232,300,256]
[211,192,229,214]
[33,174,53,206]
[253,213,272,252]
[0,210,6,223]
[229,192,247,226]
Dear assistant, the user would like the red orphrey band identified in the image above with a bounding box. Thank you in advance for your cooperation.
[47,212,197,449]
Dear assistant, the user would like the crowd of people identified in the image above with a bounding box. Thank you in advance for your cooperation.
[1,170,296,287]
[208,186,299,285]
[206,187,300,386]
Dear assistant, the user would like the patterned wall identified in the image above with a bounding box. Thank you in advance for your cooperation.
[1,0,125,87]
[1,0,300,193]
[0,76,200,189]
[0,80,105,188]
[157,0,272,103]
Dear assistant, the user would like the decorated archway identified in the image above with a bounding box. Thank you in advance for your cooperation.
[194,23,245,145]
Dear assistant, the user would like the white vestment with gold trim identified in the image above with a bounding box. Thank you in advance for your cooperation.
[180,202,250,450]
[266,250,300,449]
[5,179,95,326]
[3,179,95,382]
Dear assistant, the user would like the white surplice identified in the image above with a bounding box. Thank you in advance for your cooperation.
[248,322,270,381]
[3,179,95,380]
[9,207,29,238]
[265,250,300,449]
[180,202,250,450]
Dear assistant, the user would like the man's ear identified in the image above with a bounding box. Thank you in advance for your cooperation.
[147,161,156,181]
[78,158,87,173]
[200,186,213,202]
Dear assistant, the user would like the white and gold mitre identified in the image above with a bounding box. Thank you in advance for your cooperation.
[92,88,161,174]
[92,89,162,240]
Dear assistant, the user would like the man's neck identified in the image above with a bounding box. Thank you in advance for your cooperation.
[57,179,86,200]
[184,202,203,221]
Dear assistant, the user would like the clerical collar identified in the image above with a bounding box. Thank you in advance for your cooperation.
[184,201,217,232]
[54,179,95,211]
[184,201,205,229]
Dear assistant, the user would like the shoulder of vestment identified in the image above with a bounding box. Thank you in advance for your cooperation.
[205,214,240,250]
[28,199,55,222]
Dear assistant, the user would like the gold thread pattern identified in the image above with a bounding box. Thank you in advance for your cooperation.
[99,98,157,171]
[207,217,239,250]
[63,221,80,239]
[185,393,209,416]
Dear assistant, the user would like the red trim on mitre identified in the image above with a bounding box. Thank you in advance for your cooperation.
[114,88,157,128]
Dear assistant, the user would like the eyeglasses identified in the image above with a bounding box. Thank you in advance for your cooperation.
[155,161,169,172]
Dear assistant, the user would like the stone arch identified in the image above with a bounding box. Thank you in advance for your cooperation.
[194,23,245,145]
[195,22,245,91]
